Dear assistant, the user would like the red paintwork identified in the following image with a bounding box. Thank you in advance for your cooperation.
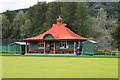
[22,24,90,41]
[29,49,75,52]
[74,41,76,54]
[55,50,74,52]
[25,42,28,54]
[44,41,46,54]
[29,50,49,52]
[53,42,56,54]
[50,48,54,54]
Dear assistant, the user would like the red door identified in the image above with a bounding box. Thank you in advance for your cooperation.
[50,48,54,54]
[49,42,54,54]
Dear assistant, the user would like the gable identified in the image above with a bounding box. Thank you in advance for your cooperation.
[43,34,54,39]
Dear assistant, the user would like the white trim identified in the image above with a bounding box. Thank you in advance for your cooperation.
[9,42,29,46]
[87,40,97,43]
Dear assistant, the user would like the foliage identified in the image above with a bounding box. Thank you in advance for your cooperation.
[90,8,113,43]
[112,25,120,51]
[12,11,26,39]
[0,50,10,54]
[97,48,119,55]
[44,2,62,30]
[20,18,33,38]
[73,3,90,37]
[1,2,119,50]
[26,2,48,36]
[1,14,11,39]
[3,10,16,23]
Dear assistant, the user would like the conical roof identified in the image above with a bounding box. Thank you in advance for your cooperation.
[23,24,90,41]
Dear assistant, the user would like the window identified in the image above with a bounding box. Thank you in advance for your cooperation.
[60,41,68,49]
[38,41,44,49]
[43,34,54,39]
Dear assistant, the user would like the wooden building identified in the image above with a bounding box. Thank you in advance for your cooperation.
[23,16,91,55]
[9,42,29,55]
[82,40,97,55]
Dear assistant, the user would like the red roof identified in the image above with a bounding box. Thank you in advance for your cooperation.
[23,24,90,41]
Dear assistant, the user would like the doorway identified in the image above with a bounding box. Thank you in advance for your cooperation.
[21,45,25,55]
[49,41,54,54]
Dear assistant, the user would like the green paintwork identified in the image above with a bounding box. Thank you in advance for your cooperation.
[56,41,74,50]
[9,43,27,54]
[43,34,54,39]
[82,41,96,55]
[29,41,75,50]
[29,41,39,50]
[28,41,79,54]
[9,44,22,54]
[28,40,97,55]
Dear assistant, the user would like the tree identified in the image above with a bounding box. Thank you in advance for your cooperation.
[1,14,11,39]
[3,10,16,23]
[110,3,119,50]
[26,2,48,36]
[0,14,2,39]
[113,25,120,50]
[61,2,77,25]
[44,2,62,30]
[103,2,118,19]
[73,2,90,37]
[12,11,26,39]
[60,2,77,32]
[20,18,33,38]
[90,8,113,42]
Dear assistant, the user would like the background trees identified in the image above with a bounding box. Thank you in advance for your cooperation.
[44,2,62,30]
[2,14,11,39]
[3,10,16,23]
[1,2,119,49]
[26,2,48,36]
[12,11,26,39]
[20,18,33,38]
[90,8,112,42]
[73,2,90,37]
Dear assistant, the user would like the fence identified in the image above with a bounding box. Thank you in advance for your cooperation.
[0,39,24,53]
[97,43,112,50]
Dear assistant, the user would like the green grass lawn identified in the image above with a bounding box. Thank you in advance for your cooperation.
[2,56,118,78]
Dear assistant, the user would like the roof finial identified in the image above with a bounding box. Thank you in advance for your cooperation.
[58,16,62,20]
[56,16,62,24]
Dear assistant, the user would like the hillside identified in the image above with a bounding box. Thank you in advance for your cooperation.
[1,2,119,50]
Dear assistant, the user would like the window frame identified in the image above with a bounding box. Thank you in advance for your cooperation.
[60,41,68,49]
[38,41,44,49]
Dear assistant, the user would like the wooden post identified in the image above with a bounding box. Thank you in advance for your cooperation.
[53,41,56,54]
[81,41,84,55]
[25,41,28,54]
[74,41,76,55]
[44,41,46,54]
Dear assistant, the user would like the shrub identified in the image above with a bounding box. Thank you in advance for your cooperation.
[96,49,119,55]
[0,50,10,54]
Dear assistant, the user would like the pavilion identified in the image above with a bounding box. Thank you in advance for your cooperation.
[22,16,90,55]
